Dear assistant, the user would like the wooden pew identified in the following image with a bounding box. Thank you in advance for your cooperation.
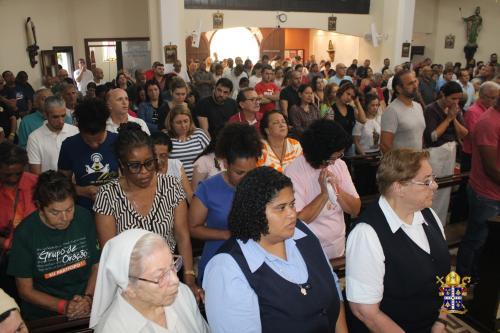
[27,315,91,333]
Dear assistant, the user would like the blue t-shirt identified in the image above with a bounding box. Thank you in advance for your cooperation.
[58,132,119,209]
[195,173,235,283]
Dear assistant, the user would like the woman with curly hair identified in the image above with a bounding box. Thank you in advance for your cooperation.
[285,119,361,260]
[189,123,262,284]
[203,166,348,333]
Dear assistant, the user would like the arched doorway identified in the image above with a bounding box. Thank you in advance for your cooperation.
[209,27,260,64]
[185,33,210,63]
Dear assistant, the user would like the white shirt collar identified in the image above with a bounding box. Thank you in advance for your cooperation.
[378,196,427,233]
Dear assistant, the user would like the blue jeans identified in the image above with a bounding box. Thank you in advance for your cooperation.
[456,185,500,282]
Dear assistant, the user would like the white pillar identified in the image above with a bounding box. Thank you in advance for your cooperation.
[148,0,162,63]
[380,0,416,66]
[159,0,186,70]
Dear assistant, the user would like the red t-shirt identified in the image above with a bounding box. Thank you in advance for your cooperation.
[228,111,262,130]
[469,108,500,200]
[255,81,280,114]
[463,100,488,154]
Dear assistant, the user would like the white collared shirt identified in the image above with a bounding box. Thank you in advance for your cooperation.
[106,115,150,135]
[345,196,445,304]
[27,122,79,172]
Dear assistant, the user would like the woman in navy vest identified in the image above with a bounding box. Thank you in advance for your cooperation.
[346,149,451,333]
[203,166,348,333]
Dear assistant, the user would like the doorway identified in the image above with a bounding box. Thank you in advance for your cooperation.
[84,38,151,83]
[40,46,75,78]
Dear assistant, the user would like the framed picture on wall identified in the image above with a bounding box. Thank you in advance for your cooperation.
[328,16,337,31]
[401,42,411,58]
[444,34,455,49]
[284,49,304,61]
[213,12,224,29]
[164,45,177,64]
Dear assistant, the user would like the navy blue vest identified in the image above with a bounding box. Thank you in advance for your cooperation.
[348,203,450,333]
[220,221,340,333]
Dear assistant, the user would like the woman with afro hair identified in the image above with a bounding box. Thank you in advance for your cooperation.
[203,166,348,333]
[189,123,262,285]
[285,119,361,260]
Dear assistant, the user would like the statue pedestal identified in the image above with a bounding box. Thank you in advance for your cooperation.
[464,44,478,62]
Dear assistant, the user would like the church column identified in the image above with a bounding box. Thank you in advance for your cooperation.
[148,0,187,68]
[379,0,416,67]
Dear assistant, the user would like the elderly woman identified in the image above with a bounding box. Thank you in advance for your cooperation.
[90,229,209,332]
[0,289,28,333]
[8,171,100,320]
[346,149,450,333]
[93,123,202,301]
[189,123,262,283]
[151,131,193,204]
[257,110,302,173]
[204,167,348,333]
[164,104,210,180]
[285,119,360,260]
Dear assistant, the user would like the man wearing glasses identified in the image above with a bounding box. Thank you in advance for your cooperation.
[228,87,263,130]
[328,63,353,86]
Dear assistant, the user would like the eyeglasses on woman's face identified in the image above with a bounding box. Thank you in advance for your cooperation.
[124,157,157,174]
[322,152,344,166]
[409,175,437,188]
[129,255,183,287]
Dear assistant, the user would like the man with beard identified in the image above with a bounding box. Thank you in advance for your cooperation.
[381,70,425,152]
[196,78,237,136]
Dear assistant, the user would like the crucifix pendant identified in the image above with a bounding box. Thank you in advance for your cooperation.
[300,287,307,296]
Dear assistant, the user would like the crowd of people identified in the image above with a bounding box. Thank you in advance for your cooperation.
[0,50,499,333]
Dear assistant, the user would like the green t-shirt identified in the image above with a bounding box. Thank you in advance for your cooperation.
[7,205,100,320]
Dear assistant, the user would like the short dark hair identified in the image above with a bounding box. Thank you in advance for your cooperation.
[151,131,173,152]
[74,98,109,134]
[236,87,255,106]
[261,64,273,72]
[215,123,262,165]
[144,80,161,102]
[215,77,233,92]
[0,142,28,167]
[443,68,454,75]
[170,77,188,93]
[260,110,287,140]
[34,170,77,209]
[115,122,153,163]
[440,81,463,97]
[300,119,351,169]
[229,166,293,242]
[336,82,356,98]
[392,69,413,93]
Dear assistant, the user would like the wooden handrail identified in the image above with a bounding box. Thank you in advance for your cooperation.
[27,316,90,333]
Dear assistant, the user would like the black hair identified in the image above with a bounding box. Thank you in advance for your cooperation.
[297,84,312,95]
[236,87,255,106]
[443,68,454,75]
[228,166,293,242]
[86,82,97,90]
[144,80,161,102]
[151,131,173,152]
[260,110,287,140]
[336,82,356,98]
[34,170,77,209]
[215,77,233,92]
[170,77,188,92]
[238,77,250,87]
[215,123,262,165]
[261,64,273,72]
[300,119,351,169]
[251,63,263,75]
[440,81,463,97]
[391,69,412,100]
[115,122,153,162]
[363,93,380,111]
[115,72,129,87]
[0,308,17,323]
[74,98,109,134]
[311,76,323,92]
[0,142,28,167]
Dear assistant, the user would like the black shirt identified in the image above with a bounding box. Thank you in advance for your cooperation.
[279,86,300,109]
[195,95,238,135]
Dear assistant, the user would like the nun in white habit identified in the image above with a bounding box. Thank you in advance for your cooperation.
[89,229,210,333]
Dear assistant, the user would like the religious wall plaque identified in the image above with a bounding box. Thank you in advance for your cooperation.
[328,16,337,31]
[164,45,177,64]
[445,34,455,49]
[213,12,224,29]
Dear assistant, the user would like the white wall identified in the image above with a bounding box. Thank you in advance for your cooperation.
[413,0,500,64]
[309,30,361,67]
[0,0,149,89]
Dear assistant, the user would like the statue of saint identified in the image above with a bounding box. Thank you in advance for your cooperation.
[462,6,482,46]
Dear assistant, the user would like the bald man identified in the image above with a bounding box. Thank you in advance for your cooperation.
[328,63,353,85]
[105,88,150,134]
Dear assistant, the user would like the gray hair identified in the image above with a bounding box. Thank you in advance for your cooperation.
[127,233,170,286]
[44,95,66,112]
[479,81,499,98]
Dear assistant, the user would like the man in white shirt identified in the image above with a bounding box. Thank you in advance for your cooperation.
[73,58,94,94]
[93,67,106,86]
[105,88,150,134]
[169,60,191,83]
[223,64,248,99]
[457,69,475,110]
[27,96,79,174]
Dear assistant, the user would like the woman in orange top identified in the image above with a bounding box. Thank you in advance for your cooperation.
[257,110,302,173]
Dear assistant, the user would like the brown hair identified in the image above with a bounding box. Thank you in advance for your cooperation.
[164,104,195,138]
[376,149,429,195]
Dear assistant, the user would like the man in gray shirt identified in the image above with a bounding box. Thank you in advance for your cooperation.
[381,70,425,152]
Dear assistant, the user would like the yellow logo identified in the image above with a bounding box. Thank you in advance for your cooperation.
[436,271,471,314]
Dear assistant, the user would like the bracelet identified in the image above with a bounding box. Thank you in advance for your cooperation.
[184,270,196,277]
[435,318,447,328]
[57,299,68,315]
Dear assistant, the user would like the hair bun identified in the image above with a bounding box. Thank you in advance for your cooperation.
[117,122,142,133]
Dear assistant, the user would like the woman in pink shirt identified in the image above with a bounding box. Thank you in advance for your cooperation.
[285,119,360,259]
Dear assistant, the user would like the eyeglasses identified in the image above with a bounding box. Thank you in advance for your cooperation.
[129,255,183,287]
[409,175,437,188]
[323,152,344,165]
[245,97,260,103]
[125,158,157,174]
